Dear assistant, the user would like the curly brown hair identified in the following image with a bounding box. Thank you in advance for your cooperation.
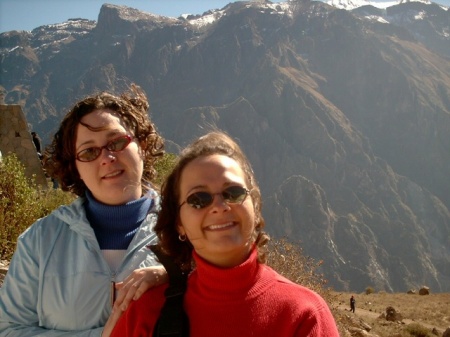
[43,84,164,196]
[154,131,269,272]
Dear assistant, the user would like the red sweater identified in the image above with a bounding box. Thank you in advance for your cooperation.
[111,249,339,337]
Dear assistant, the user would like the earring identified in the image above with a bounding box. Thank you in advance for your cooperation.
[178,234,187,242]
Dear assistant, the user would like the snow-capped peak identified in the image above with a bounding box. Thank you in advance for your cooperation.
[324,0,434,10]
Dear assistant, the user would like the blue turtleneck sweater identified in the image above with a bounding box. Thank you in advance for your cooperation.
[84,191,152,250]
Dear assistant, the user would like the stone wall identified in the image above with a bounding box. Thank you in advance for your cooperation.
[0,105,47,187]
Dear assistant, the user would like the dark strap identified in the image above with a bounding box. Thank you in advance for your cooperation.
[150,245,190,337]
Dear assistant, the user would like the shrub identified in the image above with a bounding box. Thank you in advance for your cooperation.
[0,153,75,260]
[153,153,177,187]
[405,323,433,337]
[266,237,331,302]
[1,153,39,260]
[365,286,375,294]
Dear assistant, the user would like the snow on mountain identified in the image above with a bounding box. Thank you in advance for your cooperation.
[323,0,439,10]
[181,2,291,28]
[181,10,226,28]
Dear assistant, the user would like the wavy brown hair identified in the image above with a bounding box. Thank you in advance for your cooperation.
[43,84,164,196]
[154,131,269,272]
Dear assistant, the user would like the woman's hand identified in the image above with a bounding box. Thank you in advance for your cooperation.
[101,306,124,337]
[113,266,168,311]
[101,266,167,336]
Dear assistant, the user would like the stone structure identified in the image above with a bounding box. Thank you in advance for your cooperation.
[0,105,47,187]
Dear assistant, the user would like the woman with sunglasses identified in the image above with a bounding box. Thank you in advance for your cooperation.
[108,131,339,337]
[0,85,167,336]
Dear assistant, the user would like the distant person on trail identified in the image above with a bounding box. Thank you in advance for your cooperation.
[107,131,340,337]
[0,84,168,337]
[350,295,356,313]
[31,131,43,160]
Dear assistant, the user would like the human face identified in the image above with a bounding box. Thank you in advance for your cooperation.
[178,154,256,268]
[75,109,144,205]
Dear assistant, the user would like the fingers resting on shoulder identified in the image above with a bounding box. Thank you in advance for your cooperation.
[113,265,168,311]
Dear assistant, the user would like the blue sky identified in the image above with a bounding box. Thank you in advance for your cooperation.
[1,0,449,33]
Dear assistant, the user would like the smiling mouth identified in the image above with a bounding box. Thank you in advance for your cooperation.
[103,170,123,179]
[206,222,236,231]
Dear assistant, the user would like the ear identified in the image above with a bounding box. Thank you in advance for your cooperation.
[176,217,185,236]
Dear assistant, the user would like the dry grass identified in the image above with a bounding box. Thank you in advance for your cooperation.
[332,291,450,336]
[266,238,332,301]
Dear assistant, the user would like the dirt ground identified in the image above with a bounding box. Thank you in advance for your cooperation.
[332,292,450,336]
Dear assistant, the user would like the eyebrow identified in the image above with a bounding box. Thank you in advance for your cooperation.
[185,181,241,196]
[76,129,125,150]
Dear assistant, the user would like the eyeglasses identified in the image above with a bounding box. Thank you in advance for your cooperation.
[76,135,133,162]
[179,185,250,209]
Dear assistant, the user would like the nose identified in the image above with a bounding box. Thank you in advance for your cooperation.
[210,193,231,212]
[99,148,116,164]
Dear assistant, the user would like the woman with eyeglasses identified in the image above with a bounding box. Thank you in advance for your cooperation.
[0,85,167,337]
[107,131,339,337]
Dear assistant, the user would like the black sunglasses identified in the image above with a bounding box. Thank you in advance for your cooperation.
[76,135,133,162]
[180,185,250,209]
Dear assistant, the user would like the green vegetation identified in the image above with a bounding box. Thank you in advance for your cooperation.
[0,153,76,260]
[153,152,178,187]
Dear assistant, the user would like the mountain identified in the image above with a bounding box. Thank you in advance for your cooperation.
[1,0,449,292]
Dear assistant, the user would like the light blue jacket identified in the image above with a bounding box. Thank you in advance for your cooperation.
[0,195,160,336]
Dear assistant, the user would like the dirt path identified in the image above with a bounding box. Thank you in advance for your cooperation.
[336,304,381,319]
[335,304,447,335]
